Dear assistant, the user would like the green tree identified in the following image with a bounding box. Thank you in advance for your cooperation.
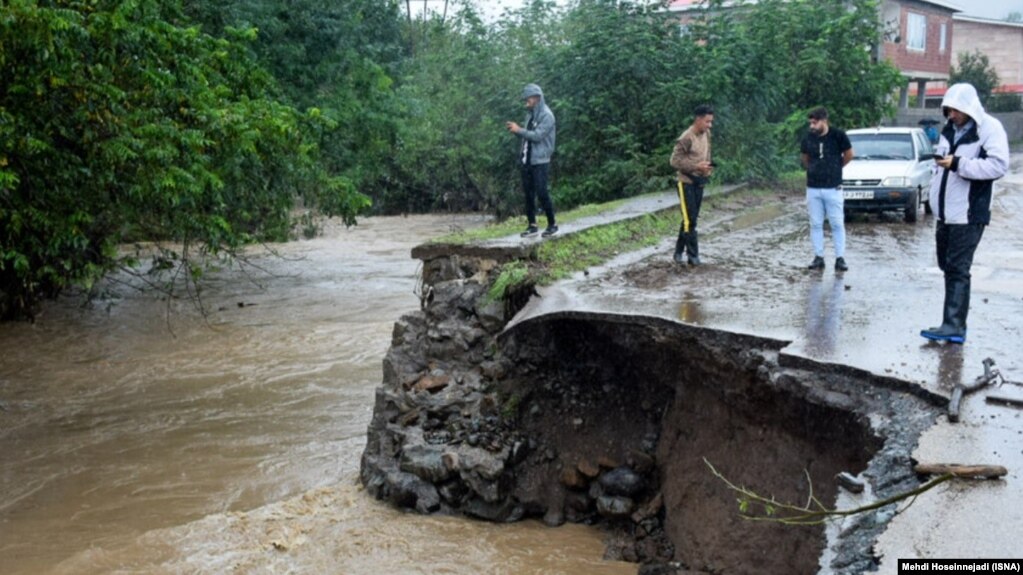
[380,0,564,215]
[539,0,703,204]
[182,0,406,205]
[950,50,1000,103]
[0,0,369,319]
[386,0,902,213]
[694,0,902,149]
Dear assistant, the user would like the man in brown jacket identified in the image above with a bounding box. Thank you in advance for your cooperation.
[670,105,715,265]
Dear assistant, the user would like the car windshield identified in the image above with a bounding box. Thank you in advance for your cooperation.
[849,134,914,160]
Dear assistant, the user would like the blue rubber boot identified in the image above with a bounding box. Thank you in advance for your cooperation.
[920,325,966,343]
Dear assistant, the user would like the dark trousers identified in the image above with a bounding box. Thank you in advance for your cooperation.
[675,181,704,257]
[522,163,555,227]
[935,222,985,330]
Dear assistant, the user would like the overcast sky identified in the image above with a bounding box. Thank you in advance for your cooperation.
[947,0,1023,20]
[411,0,1023,21]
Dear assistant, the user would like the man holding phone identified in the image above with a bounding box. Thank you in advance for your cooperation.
[669,104,715,266]
[921,83,1009,344]
[507,83,558,238]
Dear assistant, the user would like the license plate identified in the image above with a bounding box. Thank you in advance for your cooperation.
[843,191,873,200]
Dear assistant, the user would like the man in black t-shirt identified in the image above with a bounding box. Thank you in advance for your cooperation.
[800,107,853,271]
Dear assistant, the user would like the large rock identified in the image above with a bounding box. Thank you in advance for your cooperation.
[400,445,453,483]
[425,280,484,321]
[464,497,523,522]
[455,445,510,503]
[374,467,441,514]
[458,445,508,480]
[475,298,506,333]
[597,495,636,519]
[561,466,588,489]
[599,466,645,497]
[391,312,427,347]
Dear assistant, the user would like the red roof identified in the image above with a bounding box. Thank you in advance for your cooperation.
[909,84,1023,97]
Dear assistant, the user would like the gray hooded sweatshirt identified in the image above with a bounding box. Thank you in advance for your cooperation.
[929,83,1009,225]
[517,83,556,166]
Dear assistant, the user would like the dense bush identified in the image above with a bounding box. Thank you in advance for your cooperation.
[0,0,369,319]
[0,0,904,318]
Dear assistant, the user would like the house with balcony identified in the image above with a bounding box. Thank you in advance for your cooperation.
[908,14,1023,107]
[874,0,960,108]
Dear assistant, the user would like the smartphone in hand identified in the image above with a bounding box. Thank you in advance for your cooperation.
[932,154,945,160]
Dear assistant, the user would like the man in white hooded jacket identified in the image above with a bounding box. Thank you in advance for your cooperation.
[921,83,1009,344]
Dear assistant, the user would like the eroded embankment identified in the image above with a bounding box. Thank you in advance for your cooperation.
[359,252,940,574]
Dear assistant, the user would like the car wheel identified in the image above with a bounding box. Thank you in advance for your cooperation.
[904,189,919,223]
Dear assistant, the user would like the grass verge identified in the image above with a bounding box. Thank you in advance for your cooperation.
[431,196,633,244]
[472,181,788,299]
[534,210,679,284]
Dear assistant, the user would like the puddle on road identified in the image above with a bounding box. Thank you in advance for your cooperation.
[725,202,788,231]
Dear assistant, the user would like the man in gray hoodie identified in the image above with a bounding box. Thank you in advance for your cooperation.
[507,83,557,237]
[921,83,1009,344]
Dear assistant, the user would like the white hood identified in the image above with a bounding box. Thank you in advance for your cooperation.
[942,83,988,127]
[844,159,915,180]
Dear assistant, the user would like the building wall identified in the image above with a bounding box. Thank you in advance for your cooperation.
[893,109,1023,141]
[953,20,1023,86]
[881,0,955,78]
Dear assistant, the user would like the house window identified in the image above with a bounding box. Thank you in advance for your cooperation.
[939,23,947,52]
[907,12,926,51]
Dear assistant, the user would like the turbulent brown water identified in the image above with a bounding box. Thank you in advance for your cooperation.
[0,214,633,575]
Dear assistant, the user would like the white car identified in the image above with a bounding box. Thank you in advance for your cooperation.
[842,127,934,223]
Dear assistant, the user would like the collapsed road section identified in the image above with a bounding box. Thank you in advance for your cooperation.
[359,247,942,574]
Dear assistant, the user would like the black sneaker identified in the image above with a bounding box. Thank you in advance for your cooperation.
[807,256,825,270]
[835,257,848,272]
[521,225,539,237]
[541,225,559,237]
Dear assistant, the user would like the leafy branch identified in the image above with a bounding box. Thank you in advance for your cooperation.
[704,458,955,526]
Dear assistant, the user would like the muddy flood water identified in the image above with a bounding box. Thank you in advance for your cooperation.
[0,215,634,574]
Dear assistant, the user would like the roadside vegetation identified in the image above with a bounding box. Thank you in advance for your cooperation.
[434,196,633,244]
[483,181,795,303]
[2,0,904,318]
